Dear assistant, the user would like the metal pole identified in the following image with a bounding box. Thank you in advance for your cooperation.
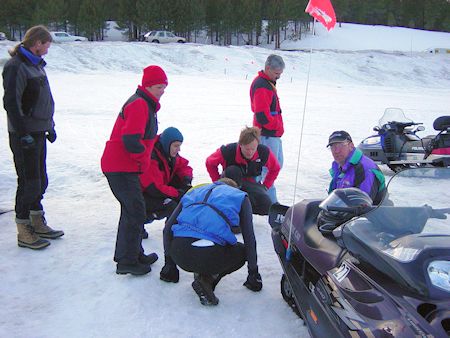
[285,19,315,261]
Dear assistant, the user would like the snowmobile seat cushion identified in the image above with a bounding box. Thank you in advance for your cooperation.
[287,200,343,255]
[433,116,450,131]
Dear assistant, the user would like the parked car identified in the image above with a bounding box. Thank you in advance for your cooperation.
[0,32,6,41]
[145,31,185,43]
[50,31,88,43]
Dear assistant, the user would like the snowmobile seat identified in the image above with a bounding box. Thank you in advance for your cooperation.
[286,199,346,275]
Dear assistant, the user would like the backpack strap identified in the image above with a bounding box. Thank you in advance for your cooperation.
[185,185,236,228]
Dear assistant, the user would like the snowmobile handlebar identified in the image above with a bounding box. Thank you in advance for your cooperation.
[427,207,450,219]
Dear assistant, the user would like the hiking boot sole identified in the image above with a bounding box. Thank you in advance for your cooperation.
[18,239,50,250]
[116,264,151,276]
[160,274,179,283]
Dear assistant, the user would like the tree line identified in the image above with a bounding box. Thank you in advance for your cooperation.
[0,0,449,47]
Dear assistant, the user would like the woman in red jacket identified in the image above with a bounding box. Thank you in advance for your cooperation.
[101,65,167,276]
[140,127,193,238]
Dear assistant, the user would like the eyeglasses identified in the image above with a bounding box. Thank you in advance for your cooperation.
[329,142,350,151]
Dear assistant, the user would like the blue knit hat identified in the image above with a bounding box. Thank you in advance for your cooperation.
[159,127,184,155]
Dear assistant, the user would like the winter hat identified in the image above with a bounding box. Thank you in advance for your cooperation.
[142,65,168,88]
[159,127,183,155]
[327,130,353,147]
[221,165,243,188]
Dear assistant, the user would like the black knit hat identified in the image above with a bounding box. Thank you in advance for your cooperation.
[221,166,243,188]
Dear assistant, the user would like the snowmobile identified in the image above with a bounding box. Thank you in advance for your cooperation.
[269,165,450,337]
[357,107,450,172]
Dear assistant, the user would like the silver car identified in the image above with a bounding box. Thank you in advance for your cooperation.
[145,31,185,43]
[50,32,88,43]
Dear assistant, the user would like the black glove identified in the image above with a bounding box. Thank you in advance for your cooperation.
[244,268,262,292]
[20,134,35,150]
[182,176,192,185]
[46,129,57,143]
[174,189,187,201]
[181,176,193,191]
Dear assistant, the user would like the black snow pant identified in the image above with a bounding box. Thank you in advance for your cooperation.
[9,132,48,220]
[241,181,272,215]
[170,237,246,278]
[105,172,146,264]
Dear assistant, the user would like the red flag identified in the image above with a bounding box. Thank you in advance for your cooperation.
[305,0,336,31]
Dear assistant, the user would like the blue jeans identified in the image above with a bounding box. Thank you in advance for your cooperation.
[260,136,283,203]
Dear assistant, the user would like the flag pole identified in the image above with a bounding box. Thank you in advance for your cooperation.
[285,19,315,261]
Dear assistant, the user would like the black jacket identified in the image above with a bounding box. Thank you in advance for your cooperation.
[2,47,55,134]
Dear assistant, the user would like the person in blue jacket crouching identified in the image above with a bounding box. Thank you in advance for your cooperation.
[160,177,262,306]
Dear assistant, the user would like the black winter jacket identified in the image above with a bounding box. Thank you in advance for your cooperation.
[2,47,55,134]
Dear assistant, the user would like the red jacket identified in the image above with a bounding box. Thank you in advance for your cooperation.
[205,142,280,189]
[250,71,284,137]
[140,138,193,200]
[101,87,159,173]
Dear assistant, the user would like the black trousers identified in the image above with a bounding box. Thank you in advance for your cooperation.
[9,132,48,219]
[170,237,246,276]
[105,173,146,264]
[241,181,272,215]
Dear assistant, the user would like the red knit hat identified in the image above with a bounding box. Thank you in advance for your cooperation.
[142,65,168,88]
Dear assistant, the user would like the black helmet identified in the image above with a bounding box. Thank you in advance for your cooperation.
[317,188,373,235]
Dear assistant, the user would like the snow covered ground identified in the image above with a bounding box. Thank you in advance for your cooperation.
[0,23,449,338]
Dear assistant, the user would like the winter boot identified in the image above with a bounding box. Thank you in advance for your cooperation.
[16,218,50,250]
[192,274,219,306]
[211,274,222,291]
[160,256,179,283]
[30,210,64,239]
[139,252,158,265]
[116,262,152,276]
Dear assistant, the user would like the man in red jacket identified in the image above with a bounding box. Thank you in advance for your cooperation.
[101,65,167,276]
[250,54,285,204]
[140,127,193,238]
[205,127,280,215]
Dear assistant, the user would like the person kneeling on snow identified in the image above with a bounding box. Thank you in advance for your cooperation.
[139,127,193,238]
[205,126,280,215]
[160,178,262,306]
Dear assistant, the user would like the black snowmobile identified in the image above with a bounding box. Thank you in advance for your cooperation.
[357,107,450,173]
[269,165,450,337]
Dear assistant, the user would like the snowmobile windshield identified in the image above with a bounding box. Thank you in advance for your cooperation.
[378,107,413,127]
[341,167,450,297]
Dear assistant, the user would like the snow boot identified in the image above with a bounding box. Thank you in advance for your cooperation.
[192,274,219,306]
[160,256,179,283]
[30,210,64,239]
[139,252,158,265]
[16,218,50,250]
[116,262,152,276]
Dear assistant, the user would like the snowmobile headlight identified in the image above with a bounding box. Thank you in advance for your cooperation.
[428,260,450,293]
[381,246,421,263]
[362,136,381,145]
